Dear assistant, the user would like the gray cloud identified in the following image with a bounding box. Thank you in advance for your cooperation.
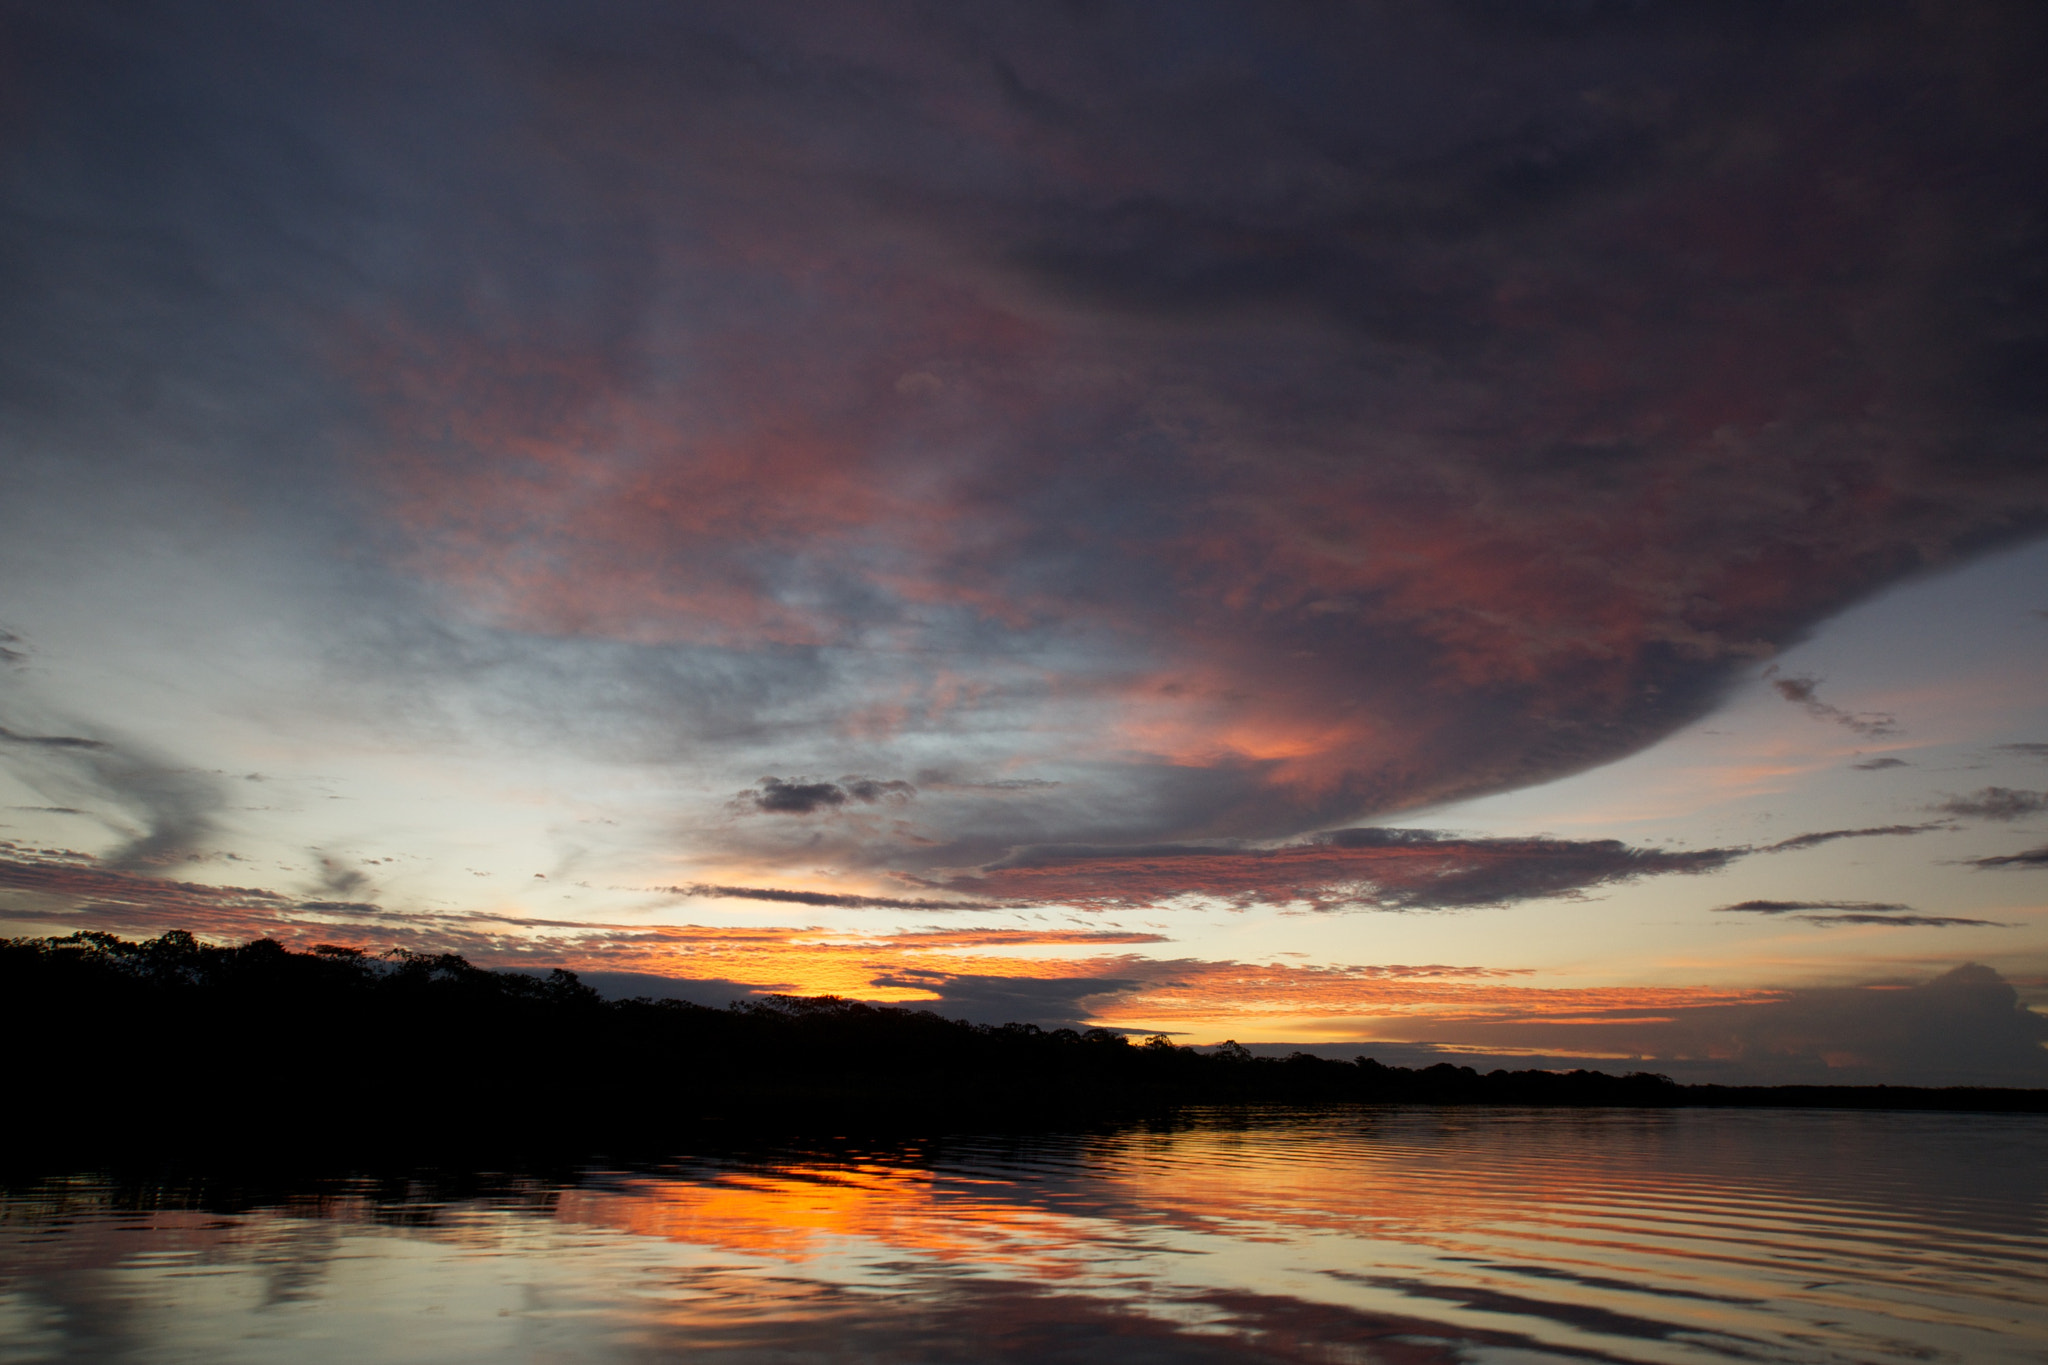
[1934,787,2048,821]
[527,969,761,1008]
[0,726,108,751]
[736,776,917,817]
[1799,913,2010,928]
[1766,673,1898,738]
[1406,964,2048,1087]
[0,721,225,870]
[1996,742,2048,760]
[935,828,1743,911]
[864,970,1143,1030]
[1852,757,1909,771]
[1714,898,2005,928]
[1715,899,1914,915]
[665,882,1004,912]
[1964,845,2048,870]
[1762,824,1948,853]
[311,855,373,899]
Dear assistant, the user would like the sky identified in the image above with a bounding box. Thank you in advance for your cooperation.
[2,0,2046,1085]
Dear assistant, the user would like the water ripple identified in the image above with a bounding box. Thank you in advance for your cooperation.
[1,1108,2041,1364]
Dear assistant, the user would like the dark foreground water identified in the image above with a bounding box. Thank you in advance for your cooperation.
[2,1108,2043,1364]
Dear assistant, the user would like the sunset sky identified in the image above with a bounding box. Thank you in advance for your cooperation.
[3,0,2045,1084]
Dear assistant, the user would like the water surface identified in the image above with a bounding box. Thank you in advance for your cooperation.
[3,1108,2043,1363]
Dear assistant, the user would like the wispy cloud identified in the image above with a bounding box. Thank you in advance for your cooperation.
[663,883,1007,912]
[0,726,108,751]
[1762,824,1948,853]
[1712,899,2007,929]
[1715,899,1915,915]
[929,829,1741,911]
[1764,672,1898,738]
[1933,787,2048,821]
[0,725,226,870]
[1964,845,2048,870]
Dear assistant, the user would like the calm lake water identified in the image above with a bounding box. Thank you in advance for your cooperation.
[2,1108,2043,1364]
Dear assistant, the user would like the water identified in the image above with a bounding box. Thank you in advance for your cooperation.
[2,1108,2043,1364]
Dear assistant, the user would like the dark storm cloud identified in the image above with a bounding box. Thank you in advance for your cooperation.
[933,828,1742,911]
[1761,824,1947,853]
[1964,845,2048,870]
[736,776,916,816]
[1934,787,2048,821]
[1852,757,1908,771]
[3,0,2047,864]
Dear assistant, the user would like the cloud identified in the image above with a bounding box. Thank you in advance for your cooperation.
[1714,899,2009,928]
[1964,845,2048,870]
[1996,742,2048,760]
[1934,787,2048,821]
[25,0,2029,856]
[916,775,1062,793]
[1375,964,2048,1087]
[1762,824,1947,853]
[1797,914,2010,928]
[1714,899,1913,915]
[861,970,1144,1030]
[666,883,1007,912]
[0,726,108,751]
[311,855,374,899]
[3,0,2048,908]
[1852,757,1909,771]
[737,776,916,816]
[0,723,225,869]
[0,842,1183,994]
[36,838,2029,1083]
[1765,673,1897,738]
[932,828,1742,911]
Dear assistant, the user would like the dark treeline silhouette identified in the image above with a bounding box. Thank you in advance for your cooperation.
[5,932,2041,1156]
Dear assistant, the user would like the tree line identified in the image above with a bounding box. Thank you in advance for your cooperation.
[4,931,2038,1157]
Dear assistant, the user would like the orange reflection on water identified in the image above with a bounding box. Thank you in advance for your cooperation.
[3,1112,2043,1365]
[554,1160,1113,1281]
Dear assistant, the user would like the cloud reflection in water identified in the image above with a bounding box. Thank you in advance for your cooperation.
[2,1110,2044,1364]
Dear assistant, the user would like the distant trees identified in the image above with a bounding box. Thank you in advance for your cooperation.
[3,931,2038,1160]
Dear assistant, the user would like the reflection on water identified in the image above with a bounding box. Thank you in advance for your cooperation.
[2,1108,2043,1363]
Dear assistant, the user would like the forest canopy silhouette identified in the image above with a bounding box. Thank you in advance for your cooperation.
[5,932,2040,1156]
